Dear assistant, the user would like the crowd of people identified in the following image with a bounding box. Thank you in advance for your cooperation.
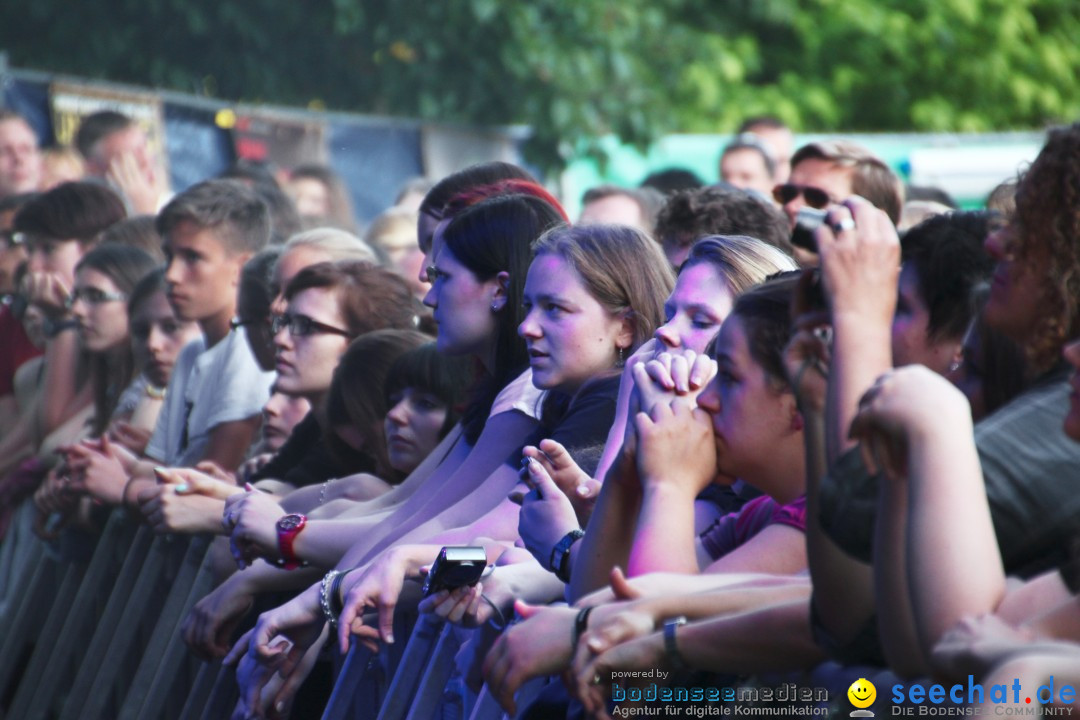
[1,102,1079,718]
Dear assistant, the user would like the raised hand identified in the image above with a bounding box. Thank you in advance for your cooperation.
[517,455,582,573]
[633,397,716,498]
[848,365,973,481]
[522,438,599,524]
[816,196,901,326]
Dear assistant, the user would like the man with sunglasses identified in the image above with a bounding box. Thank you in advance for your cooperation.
[774,140,904,233]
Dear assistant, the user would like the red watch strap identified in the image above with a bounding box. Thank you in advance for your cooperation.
[276,514,307,570]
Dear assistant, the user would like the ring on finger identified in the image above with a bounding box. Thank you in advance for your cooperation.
[831,217,855,233]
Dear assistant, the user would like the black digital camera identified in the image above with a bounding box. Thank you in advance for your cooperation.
[422,546,488,597]
[790,207,828,253]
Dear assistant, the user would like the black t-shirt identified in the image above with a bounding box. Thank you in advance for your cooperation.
[251,411,374,488]
[515,375,621,477]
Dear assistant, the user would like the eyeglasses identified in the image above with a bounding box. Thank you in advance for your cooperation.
[772,183,832,209]
[0,231,25,250]
[65,287,127,309]
[271,312,351,338]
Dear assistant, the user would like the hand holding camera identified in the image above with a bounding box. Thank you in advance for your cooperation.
[814,196,901,327]
[422,546,489,597]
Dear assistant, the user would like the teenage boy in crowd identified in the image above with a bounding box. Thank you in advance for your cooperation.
[145,178,275,468]
[72,179,274,505]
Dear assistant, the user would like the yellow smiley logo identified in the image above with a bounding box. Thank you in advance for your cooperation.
[848,678,876,709]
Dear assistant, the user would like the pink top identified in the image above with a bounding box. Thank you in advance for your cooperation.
[699,494,807,561]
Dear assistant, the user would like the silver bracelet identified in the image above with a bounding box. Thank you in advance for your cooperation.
[320,570,343,628]
[480,593,508,631]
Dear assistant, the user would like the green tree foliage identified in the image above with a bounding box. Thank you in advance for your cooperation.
[673,0,1080,136]
[2,0,1078,169]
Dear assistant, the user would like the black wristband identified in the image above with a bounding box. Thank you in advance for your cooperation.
[550,528,585,583]
[330,570,346,615]
[664,616,689,672]
[44,318,80,339]
[572,606,594,648]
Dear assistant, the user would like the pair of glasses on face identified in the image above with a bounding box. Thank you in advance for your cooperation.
[0,231,25,250]
[271,312,351,338]
[65,287,127,309]
[772,183,832,209]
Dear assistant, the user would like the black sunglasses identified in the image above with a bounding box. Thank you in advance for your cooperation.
[772,183,832,209]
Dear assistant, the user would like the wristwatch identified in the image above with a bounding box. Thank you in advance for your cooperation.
[664,616,689,672]
[275,513,308,570]
[550,528,585,583]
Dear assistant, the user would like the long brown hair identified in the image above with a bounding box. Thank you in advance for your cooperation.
[76,244,159,435]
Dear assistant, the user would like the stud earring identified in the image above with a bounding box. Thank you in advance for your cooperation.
[491,302,500,312]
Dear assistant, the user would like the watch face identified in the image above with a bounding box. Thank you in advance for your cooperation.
[279,514,304,531]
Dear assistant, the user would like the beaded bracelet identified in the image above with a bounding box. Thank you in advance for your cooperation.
[320,570,343,628]
[319,478,335,506]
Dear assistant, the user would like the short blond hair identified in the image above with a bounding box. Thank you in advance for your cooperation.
[363,206,418,252]
[282,227,379,265]
[683,234,797,295]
